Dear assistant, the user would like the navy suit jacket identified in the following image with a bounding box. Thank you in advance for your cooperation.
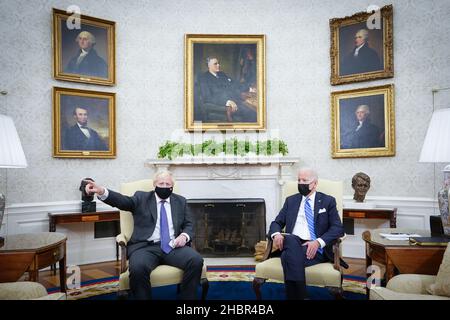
[101,190,194,257]
[269,192,344,262]
[65,48,108,78]
[340,44,382,76]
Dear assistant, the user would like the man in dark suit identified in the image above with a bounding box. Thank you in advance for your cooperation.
[62,107,108,151]
[341,104,384,149]
[84,170,204,300]
[197,57,257,122]
[269,168,344,300]
[340,28,382,76]
[65,31,108,78]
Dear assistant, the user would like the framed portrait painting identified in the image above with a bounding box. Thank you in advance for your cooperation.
[53,87,116,158]
[53,8,116,86]
[185,34,266,131]
[330,4,393,85]
[331,84,395,158]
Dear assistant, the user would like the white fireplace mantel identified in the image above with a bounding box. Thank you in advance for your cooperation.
[145,156,299,167]
[144,156,300,228]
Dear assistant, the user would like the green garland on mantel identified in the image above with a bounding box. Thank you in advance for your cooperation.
[157,139,288,160]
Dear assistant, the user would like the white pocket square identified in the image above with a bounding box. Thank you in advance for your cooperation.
[318,208,327,214]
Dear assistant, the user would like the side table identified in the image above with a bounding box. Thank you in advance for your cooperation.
[0,232,67,292]
[48,210,120,270]
[344,207,397,228]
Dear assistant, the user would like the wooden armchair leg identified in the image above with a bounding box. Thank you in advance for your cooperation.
[253,277,266,300]
[117,289,129,300]
[200,278,209,300]
[327,287,344,300]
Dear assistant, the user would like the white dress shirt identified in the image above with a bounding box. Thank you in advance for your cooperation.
[98,189,190,243]
[147,193,176,243]
[77,122,91,138]
[356,121,363,131]
[272,191,325,248]
[76,49,89,66]
[353,43,366,57]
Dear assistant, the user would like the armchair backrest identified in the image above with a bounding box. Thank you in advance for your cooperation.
[281,179,343,220]
[119,179,180,241]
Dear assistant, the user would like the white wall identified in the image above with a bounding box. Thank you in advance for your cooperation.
[1,0,449,204]
[1,0,450,250]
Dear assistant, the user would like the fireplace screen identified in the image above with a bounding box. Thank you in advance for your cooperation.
[187,199,266,257]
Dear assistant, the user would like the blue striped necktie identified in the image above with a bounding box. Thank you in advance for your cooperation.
[305,197,323,254]
[160,200,172,254]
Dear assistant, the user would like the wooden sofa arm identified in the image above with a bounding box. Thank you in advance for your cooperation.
[116,234,128,274]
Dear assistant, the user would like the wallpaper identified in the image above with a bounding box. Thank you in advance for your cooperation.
[0,0,449,204]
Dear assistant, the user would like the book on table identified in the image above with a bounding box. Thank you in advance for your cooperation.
[409,236,450,246]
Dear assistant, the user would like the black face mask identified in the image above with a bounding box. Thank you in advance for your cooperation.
[155,186,173,199]
[298,183,311,197]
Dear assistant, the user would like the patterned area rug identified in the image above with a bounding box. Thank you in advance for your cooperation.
[55,266,366,300]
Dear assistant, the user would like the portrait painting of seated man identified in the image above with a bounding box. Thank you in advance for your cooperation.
[193,44,259,124]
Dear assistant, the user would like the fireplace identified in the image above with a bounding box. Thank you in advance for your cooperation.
[187,199,266,257]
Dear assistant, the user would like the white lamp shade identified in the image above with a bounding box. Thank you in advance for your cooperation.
[419,108,450,163]
[0,114,27,168]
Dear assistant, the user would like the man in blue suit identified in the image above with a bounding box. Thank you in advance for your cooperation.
[269,167,344,299]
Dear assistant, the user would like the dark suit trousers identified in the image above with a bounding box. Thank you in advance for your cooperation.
[281,235,326,299]
[128,242,204,300]
[280,234,325,282]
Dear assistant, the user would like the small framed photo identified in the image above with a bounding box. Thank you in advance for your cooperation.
[330,4,393,85]
[331,84,395,158]
[185,34,266,131]
[53,87,116,158]
[53,8,116,86]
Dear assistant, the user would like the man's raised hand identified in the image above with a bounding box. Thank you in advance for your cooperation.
[84,180,105,196]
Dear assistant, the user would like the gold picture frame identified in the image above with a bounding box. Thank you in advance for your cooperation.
[331,84,395,158]
[185,34,266,131]
[53,87,116,158]
[53,8,116,86]
[330,4,393,85]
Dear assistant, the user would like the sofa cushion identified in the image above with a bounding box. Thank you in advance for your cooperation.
[370,287,450,300]
[427,243,450,297]
[387,274,436,294]
[0,282,48,300]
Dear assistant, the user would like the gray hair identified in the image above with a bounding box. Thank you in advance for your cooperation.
[77,31,96,45]
[355,104,370,114]
[298,167,318,182]
[356,29,369,41]
[153,169,174,185]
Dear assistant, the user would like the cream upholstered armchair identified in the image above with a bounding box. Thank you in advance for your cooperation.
[370,243,450,300]
[116,179,209,299]
[253,179,346,299]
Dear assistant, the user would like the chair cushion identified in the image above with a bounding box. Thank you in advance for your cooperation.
[0,281,49,300]
[427,243,450,297]
[255,258,341,287]
[119,263,208,290]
